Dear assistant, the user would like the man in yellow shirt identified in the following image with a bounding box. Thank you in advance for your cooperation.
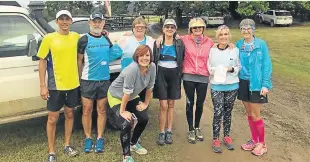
[37,10,80,162]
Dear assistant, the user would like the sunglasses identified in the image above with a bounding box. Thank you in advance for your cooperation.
[134,26,147,30]
[164,25,176,29]
[241,28,252,31]
[191,26,204,29]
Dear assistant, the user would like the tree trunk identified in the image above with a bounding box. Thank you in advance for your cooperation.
[175,7,182,27]
[165,9,168,19]
[229,1,241,20]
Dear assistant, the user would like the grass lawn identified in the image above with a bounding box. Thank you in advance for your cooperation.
[0,26,310,161]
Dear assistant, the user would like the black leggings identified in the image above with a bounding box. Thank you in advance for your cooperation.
[211,89,238,139]
[107,97,148,156]
[183,80,208,131]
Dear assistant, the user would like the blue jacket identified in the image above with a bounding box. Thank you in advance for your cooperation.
[236,37,272,91]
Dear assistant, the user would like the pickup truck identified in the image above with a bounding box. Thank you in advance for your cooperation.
[0,2,124,124]
[259,10,293,27]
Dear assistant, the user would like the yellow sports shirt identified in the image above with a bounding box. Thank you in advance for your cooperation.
[37,32,80,90]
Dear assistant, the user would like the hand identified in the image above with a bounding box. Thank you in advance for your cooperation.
[226,66,233,72]
[155,35,163,48]
[175,34,181,40]
[228,42,235,49]
[120,111,132,122]
[40,86,49,100]
[102,29,109,36]
[123,31,133,36]
[136,101,148,111]
[260,87,269,96]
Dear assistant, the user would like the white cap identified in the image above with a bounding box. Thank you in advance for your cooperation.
[163,19,177,29]
[56,10,72,19]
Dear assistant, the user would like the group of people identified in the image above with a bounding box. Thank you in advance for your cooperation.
[37,10,272,162]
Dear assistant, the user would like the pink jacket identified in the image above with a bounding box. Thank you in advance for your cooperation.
[181,35,214,77]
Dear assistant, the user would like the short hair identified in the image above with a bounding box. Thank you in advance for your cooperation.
[133,45,153,63]
[215,25,232,41]
[132,17,148,28]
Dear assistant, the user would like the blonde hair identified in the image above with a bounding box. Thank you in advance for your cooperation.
[132,17,148,28]
[215,25,232,43]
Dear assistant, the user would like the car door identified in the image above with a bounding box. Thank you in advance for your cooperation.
[0,13,45,119]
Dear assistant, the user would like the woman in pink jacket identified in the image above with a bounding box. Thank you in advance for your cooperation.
[181,18,214,143]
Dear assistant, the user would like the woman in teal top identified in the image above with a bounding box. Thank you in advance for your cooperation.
[236,19,272,156]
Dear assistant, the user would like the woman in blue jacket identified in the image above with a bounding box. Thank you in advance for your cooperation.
[235,19,272,156]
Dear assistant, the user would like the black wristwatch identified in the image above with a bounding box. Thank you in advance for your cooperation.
[229,67,234,73]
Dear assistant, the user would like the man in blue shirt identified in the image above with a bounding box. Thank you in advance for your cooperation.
[77,12,117,153]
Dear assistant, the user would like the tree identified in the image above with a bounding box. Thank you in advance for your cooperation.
[44,1,93,21]
[236,1,269,18]
[110,1,130,15]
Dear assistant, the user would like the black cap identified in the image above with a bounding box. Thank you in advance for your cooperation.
[90,12,105,20]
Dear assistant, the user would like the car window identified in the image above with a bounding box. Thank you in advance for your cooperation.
[275,12,291,16]
[267,11,274,15]
[0,15,41,57]
[71,20,90,34]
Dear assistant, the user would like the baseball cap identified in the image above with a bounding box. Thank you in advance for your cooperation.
[239,18,255,29]
[163,19,177,29]
[90,12,105,20]
[56,10,72,19]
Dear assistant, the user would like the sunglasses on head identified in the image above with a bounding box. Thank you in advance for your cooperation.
[191,26,204,30]
[164,25,176,29]
[218,25,229,30]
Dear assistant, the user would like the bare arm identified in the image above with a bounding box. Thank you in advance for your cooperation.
[144,88,152,106]
[39,59,47,87]
[39,59,49,100]
[120,93,130,113]
[77,54,84,78]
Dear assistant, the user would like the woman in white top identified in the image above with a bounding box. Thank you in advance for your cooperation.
[208,25,240,153]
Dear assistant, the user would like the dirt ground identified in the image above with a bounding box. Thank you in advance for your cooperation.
[168,79,310,162]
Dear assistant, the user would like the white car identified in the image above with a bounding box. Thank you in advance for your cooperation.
[201,12,224,27]
[0,2,124,124]
[260,10,293,27]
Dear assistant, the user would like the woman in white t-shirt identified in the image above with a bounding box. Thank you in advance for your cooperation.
[207,25,241,153]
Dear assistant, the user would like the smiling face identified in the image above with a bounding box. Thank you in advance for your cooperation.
[56,15,72,31]
[89,18,105,34]
[241,25,254,39]
[191,26,204,36]
[133,23,147,38]
[163,24,176,37]
[138,50,151,67]
[216,28,230,45]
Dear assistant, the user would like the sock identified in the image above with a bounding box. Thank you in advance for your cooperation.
[254,119,265,143]
[49,152,56,155]
[166,128,172,132]
[160,131,165,134]
[248,116,259,143]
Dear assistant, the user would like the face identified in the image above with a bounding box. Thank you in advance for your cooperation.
[138,51,151,67]
[163,25,176,37]
[191,26,204,36]
[218,29,230,45]
[241,25,254,39]
[56,15,72,31]
[89,18,105,34]
[133,23,147,37]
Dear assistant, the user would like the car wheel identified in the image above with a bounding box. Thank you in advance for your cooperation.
[270,20,275,27]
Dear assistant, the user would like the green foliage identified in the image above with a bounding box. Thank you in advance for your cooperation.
[44,1,93,21]
[111,1,130,15]
[236,1,269,17]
